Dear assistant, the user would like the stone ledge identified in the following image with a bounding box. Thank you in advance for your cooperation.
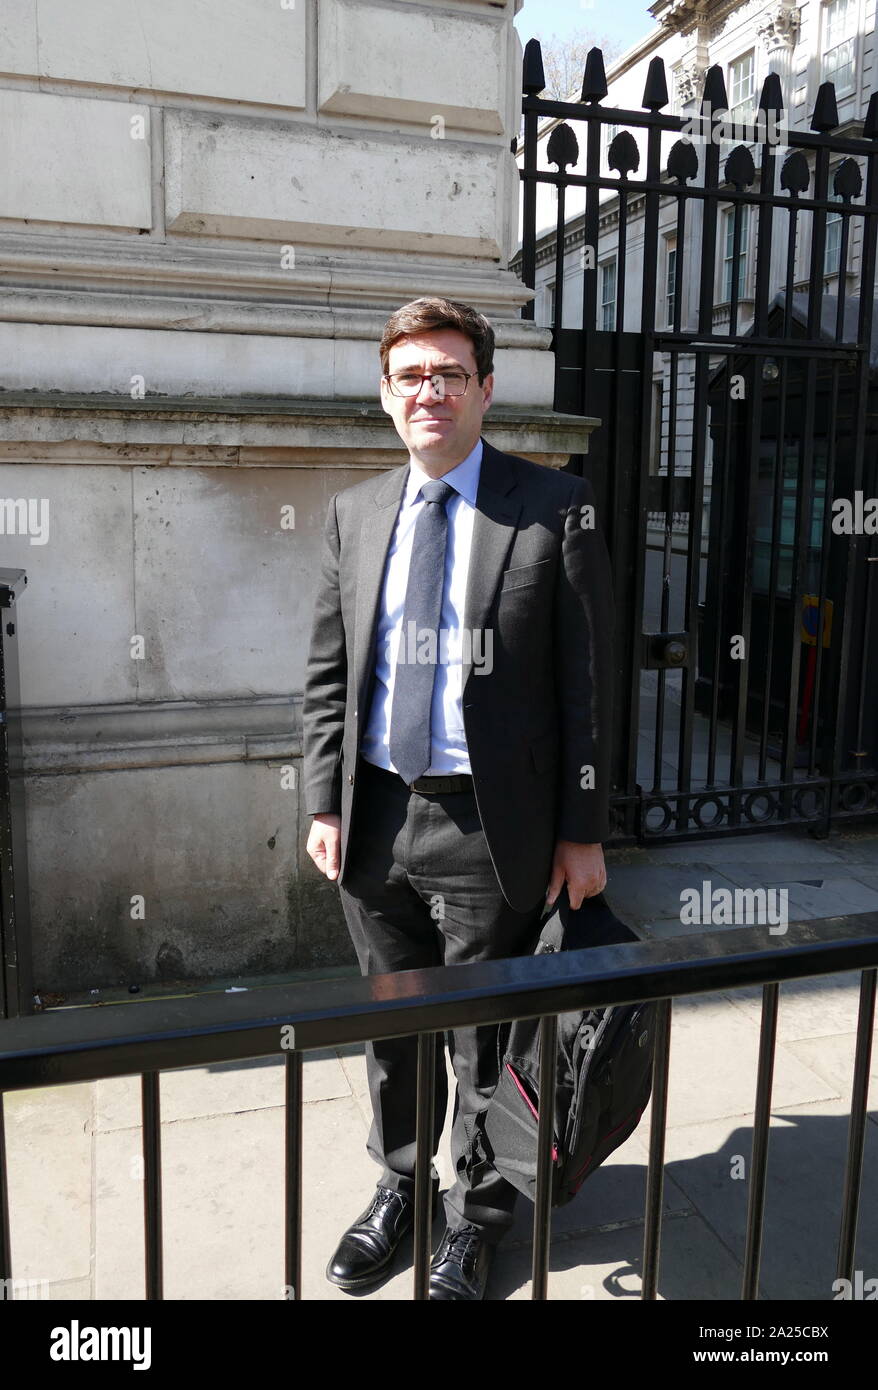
[0,236,539,319]
[0,397,600,466]
[20,696,302,776]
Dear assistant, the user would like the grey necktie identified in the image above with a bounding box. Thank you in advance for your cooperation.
[388,478,456,785]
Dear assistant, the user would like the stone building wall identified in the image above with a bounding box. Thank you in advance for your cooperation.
[0,0,596,998]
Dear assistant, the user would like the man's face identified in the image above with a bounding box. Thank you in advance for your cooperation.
[379,328,494,474]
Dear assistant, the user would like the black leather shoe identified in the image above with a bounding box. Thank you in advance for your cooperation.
[326,1185,438,1290]
[428,1223,495,1300]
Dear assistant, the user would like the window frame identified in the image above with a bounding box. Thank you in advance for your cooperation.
[727,50,756,128]
[665,234,678,328]
[599,257,617,332]
[720,203,750,304]
[821,0,858,98]
[823,180,846,277]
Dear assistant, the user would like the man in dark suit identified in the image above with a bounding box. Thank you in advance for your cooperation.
[302,296,614,1299]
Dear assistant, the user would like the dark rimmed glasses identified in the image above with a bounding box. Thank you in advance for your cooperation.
[384,369,474,398]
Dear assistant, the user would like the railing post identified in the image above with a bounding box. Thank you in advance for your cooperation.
[413,1030,438,1300]
[284,1050,303,1301]
[742,981,780,1298]
[836,967,877,1285]
[141,1072,163,1300]
[641,997,672,1298]
[0,570,33,1021]
[0,1094,11,1284]
[531,1012,558,1299]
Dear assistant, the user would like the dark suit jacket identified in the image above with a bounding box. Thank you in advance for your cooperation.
[302,435,615,911]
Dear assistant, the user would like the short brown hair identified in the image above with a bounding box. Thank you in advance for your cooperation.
[379,296,495,383]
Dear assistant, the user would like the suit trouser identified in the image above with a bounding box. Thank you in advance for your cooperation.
[337,756,547,1244]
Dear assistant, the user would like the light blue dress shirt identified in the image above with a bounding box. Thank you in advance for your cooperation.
[360,436,483,776]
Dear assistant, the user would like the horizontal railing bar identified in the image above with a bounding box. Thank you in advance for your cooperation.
[0,918,876,1093]
[649,335,864,353]
[521,97,878,154]
[519,169,878,217]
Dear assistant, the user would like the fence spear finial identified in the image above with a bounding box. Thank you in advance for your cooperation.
[580,47,608,104]
[642,56,669,111]
[700,64,728,117]
[523,38,545,95]
[811,80,839,132]
[757,71,784,122]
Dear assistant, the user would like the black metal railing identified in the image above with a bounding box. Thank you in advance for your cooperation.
[1,915,876,1300]
[516,43,878,844]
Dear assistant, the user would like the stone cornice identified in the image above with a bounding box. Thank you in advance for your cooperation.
[0,234,534,323]
[0,396,599,464]
[649,0,713,36]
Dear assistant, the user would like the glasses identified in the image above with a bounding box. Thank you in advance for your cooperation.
[384,369,473,398]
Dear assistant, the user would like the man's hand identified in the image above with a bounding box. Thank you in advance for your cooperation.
[307,813,342,881]
[545,840,606,911]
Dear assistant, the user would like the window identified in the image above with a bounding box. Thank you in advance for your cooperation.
[603,124,624,176]
[722,205,750,301]
[665,236,678,327]
[650,378,664,475]
[753,439,828,595]
[545,280,556,328]
[824,187,844,275]
[822,0,857,96]
[728,51,756,127]
[599,259,617,331]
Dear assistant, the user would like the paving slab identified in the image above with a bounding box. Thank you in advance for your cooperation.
[784,1031,878,1107]
[3,1083,94,1287]
[833,869,878,895]
[662,994,841,1127]
[639,916,734,940]
[822,830,878,866]
[709,869,878,921]
[94,1050,349,1132]
[601,866,743,926]
[498,1208,743,1301]
[94,1121,146,1299]
[659,1097,878,1301]
[504,1123,691,1247]
[613,834,849,866]
[721,972,878,1043]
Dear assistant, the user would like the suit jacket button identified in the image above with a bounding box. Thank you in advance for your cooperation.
[348,773,354,784]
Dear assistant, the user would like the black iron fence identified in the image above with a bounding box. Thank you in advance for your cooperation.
[517,44,878,845]
[1,915,875,1300]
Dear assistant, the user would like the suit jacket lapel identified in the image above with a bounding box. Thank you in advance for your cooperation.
[353,462,409,715]
[460,438,520,695]
[353,435,522,714]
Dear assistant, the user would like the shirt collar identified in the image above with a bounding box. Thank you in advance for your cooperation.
[404,436,483,508]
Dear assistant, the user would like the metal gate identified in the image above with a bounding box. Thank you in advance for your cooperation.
[517,41,878,843]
